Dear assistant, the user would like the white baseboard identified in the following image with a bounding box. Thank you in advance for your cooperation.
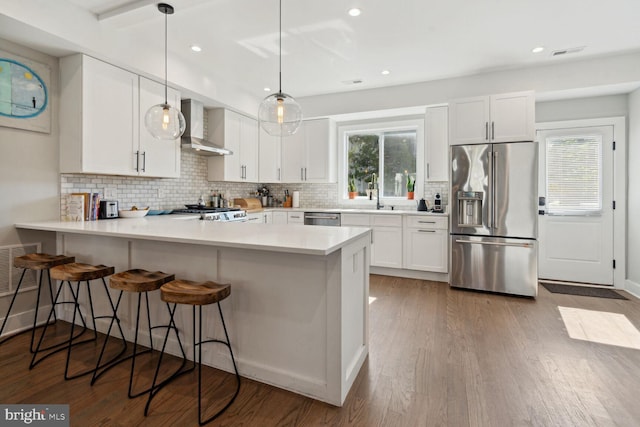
[624,279,640,299]
[370,267,448,282]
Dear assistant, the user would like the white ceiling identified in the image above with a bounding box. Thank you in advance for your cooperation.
[58,0,640,100]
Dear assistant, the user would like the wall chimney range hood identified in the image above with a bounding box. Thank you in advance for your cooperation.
[180,99,232,156]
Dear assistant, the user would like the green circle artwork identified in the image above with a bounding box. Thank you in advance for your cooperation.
[0,59,48,118]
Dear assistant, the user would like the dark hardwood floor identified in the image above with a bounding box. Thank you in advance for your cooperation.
[2,275,640,426]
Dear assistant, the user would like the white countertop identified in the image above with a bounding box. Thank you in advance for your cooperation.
[15,216,371,256]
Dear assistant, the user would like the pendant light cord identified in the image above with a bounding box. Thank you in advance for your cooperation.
[278,0,282,94]
[164,8,168,105]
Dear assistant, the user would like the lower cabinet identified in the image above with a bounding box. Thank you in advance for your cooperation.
[246,212,274,223]
[287,212,304,224]
[370,215,403,268]
[403,216,448,272]
[272,211,288,224]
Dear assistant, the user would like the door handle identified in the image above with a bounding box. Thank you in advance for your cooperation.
[491,121,495,140]
[142,152,146,172]
[485,122,489,141]
[135,150,140,172]
[455,239,533,248]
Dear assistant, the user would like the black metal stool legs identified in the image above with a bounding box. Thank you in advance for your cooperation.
[196,303,241,425]
[0,268,58,351]
[64,277,127,380]
[144,303,194,416]
[29,279,93,369]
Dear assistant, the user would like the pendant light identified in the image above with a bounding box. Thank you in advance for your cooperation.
[145,3,186,140]
[258,0,302,137]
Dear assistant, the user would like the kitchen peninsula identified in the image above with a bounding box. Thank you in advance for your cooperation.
[15,217,371,406]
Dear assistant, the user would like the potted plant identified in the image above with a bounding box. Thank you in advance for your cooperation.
[406,175,415,200]
[348,176,358,199]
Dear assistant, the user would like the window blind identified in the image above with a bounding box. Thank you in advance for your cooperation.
[545,135,602,215]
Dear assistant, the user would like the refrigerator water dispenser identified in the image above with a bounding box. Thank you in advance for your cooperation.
[457,191,483,227]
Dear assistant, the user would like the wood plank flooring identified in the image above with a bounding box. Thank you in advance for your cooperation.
[2,275,640,426]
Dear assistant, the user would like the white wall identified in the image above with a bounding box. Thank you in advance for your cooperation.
[627,89,640,293]
[0,39,58,329]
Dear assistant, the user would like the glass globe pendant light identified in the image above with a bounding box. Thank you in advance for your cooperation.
[258,0,302,137]
[145,3,186,140]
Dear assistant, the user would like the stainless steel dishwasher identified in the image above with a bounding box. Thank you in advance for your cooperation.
[303,212,341,226]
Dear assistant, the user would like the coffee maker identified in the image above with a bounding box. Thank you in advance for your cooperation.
[432,193,443,213]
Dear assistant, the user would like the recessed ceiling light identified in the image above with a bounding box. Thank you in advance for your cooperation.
[531,46,544,53]
[190,45,202,52]
[263,87,271,92]
[381,70,390,75]
[348,8,361,17]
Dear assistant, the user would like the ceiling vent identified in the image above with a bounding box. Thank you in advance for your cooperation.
[342,79,364,85]
[552,46,585,56]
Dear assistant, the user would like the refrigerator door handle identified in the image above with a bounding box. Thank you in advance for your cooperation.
[455,239,534,249]
[487,149,494,229]
[493,150,498,229]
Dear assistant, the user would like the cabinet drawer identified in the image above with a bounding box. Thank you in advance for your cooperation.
[287,212,304,223]
[371,214,402,227]
[341,213,370,226]
[406,216,448,230]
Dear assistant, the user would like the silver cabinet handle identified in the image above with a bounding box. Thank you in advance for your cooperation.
[418,229,436,233]
[455,239,533,248]
[135,150,140,172]
[418,220,436,224]
[485,122,489,140]
[427,163,430,179]
[491,121,495,140]
[142,151,146,172]
[301,168,304,181]
[305,167,307,181]
[278,167,281,181]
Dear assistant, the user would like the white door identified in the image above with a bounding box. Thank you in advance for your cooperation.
[538,124,614,285]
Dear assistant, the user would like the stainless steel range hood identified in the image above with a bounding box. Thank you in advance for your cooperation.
[181,99,232,156]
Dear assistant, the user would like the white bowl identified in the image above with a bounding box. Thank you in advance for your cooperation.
[118,209,149,218]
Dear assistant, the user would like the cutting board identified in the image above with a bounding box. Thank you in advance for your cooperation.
[234,198,263,212]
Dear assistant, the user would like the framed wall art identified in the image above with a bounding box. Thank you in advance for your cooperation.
[0,49,51,134]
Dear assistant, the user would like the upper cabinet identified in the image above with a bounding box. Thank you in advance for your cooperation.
[425,105,449,181]
[281,118,337,183]
[449,90,534,145]
[59,54,181,178]
[258,128,281,183]
[207,109,259,182]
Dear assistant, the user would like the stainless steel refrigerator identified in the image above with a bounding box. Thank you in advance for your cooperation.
[449,142,538,297]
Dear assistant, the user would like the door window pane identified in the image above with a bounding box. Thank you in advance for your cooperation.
[546,135,602,214]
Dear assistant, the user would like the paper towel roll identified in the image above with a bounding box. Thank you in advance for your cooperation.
[292,191,300,208]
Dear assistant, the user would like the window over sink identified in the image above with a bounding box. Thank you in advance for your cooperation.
[339,118,424,204]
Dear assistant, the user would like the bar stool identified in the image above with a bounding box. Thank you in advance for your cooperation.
[31,262,127,380]
[0,253,75,351]
[145,279,241,425]
[91,269,190,398]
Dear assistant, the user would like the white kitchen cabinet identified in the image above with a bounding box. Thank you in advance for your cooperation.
[370,214,403,268]
[272,211,287,224]
[281,119,336,183]
[207,109,259,182]
[403,216,448,272]
[449,91,534,145]
[425,105,449,181]
[60,54,181,178]
[258,128,281,182]
[138,77,181,178]
[287,212,304,224]
[246,211,273,224]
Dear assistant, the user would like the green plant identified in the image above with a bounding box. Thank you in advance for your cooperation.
[406,175,415,192]
[348,176,357,192]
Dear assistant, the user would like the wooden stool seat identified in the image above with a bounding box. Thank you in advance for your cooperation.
[161,279,230,306]
[50,263,115,282]
[14,253,75,270]
[110,269,175,293]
